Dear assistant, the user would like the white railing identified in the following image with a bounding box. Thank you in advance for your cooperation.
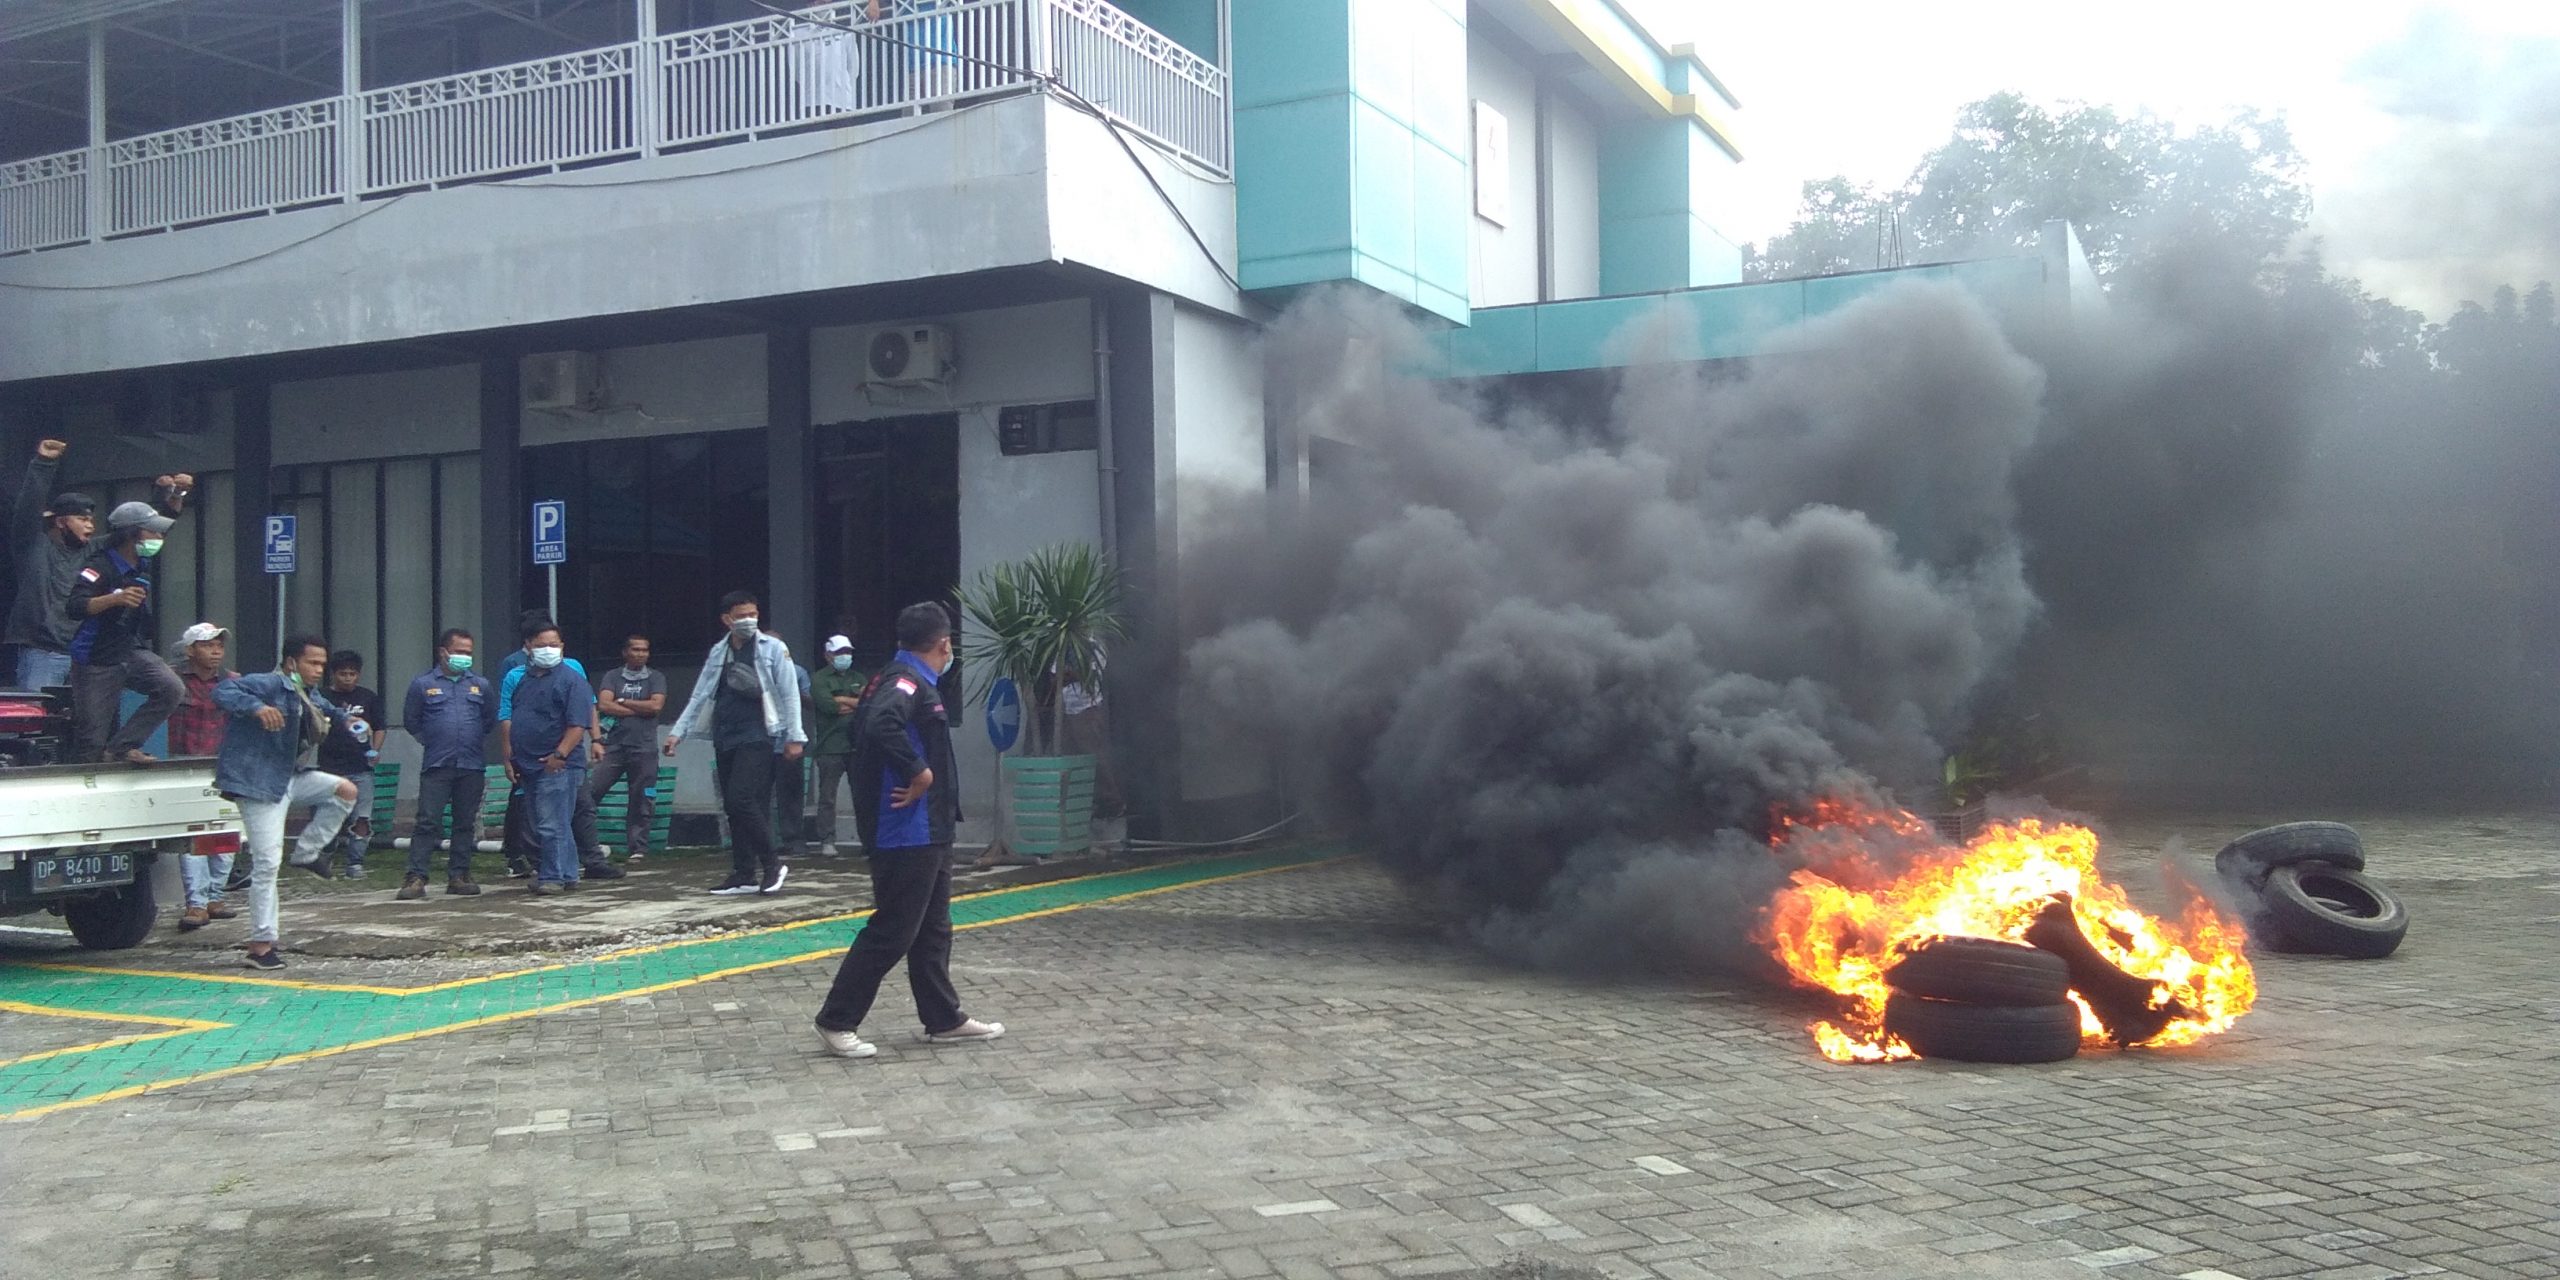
[107,100,342,234]
[364,46,637,191]
[657,0,1030,149]
[0,149,88,252]
[1047,0,1229,173]
[0,0,1225,257]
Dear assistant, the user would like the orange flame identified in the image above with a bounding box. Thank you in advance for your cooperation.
[1759,804,2255,1062]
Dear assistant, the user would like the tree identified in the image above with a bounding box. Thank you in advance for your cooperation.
[1746,93,2315,282]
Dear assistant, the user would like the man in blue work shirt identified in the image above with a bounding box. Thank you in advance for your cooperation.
[399,628,495,900]
[495,617,619,882]
[498,620,594,895]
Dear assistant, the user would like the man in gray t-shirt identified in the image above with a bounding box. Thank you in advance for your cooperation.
[587,634,669,860]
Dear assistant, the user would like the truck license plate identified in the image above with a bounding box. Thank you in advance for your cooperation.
[31,852,135,893]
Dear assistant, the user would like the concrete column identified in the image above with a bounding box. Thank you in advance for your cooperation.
[764,327,814,644]
[477,358,521,644]
[340,0,364,200]
[231,384,277,666]
[1103,288,1174,838]
[84,21,106,240]
[633,0,659,157]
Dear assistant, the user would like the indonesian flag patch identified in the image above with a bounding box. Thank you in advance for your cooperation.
[77,567,99,582]
[894,678,917,695]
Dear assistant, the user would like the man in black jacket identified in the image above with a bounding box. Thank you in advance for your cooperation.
[8,440,189,691]
[811,602,1002,1058]
[65,501,188,762]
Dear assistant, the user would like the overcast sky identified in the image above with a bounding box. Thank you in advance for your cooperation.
[1622,0,2560,315]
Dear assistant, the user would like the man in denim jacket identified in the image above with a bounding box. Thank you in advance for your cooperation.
[215,634,359,970]
[664,590,805,896]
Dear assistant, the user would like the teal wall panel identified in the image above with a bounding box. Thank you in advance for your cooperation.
[1231,0,1347,107]
[1234,95,1352,272]
[1350,99,1418,277]
[1111,0,1219,62]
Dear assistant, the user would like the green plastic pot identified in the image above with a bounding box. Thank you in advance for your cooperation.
[1002,754,1097,858]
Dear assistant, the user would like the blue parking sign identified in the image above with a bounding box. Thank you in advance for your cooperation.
[262,515,297,575]
[531,500,567,566]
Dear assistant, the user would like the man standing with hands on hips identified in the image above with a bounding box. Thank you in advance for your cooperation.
[811,602,1002,1059]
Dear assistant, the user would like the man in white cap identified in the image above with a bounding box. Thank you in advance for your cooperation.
[166,622,238,929]
[806,631,869,856]
[64,500,188,763]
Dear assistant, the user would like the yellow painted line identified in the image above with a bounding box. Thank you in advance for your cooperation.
[14,961,420,997]
[0,1000,229,1071]
[1,856,1341,1122]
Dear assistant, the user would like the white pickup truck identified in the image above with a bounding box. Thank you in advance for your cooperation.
[0,689,242,949]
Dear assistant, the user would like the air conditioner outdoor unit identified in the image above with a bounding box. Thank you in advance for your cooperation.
[866,324,955,386]
[523,351,602,411]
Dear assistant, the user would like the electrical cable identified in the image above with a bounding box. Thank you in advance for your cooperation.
[0,194,408,291]
[1123,812,1299,850]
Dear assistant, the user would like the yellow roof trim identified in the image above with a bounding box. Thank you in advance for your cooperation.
[1515,0,1742,159]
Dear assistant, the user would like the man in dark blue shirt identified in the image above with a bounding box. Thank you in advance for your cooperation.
[497,620,593,895]
[401,628,495,899]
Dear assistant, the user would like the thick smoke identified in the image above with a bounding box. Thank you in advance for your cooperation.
[1185,285,2046,973]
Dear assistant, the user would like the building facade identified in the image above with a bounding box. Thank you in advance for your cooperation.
[0,0,1753,833]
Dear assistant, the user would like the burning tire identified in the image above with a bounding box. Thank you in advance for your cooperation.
[2214,822,2365,887]
[1885,937,2070,1006]
[1881,993,2081,1064]
[2258,864,2407,959]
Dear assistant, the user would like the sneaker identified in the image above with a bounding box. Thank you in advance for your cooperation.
[917,1018,1004,1045]
[344,860,366,878]
[625,852,647,863]
[205,901,238,920]
[581,861,627,881]
[287,855,332,880]
[224,867,253,893]
[178,906,210,931]
[529,881,559,896]
[815,1024,877,1059]
[707,877,759,896]
[445,876,482,897]
[818,843,841,858]
[242,948,286,971]
[395,874,428,901]
[758,865,789,895]
[505,859,532,880]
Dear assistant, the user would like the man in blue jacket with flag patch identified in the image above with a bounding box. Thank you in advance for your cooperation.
[811,602,1001,1059]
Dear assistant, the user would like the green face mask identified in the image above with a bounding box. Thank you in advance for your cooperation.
[285,669,303,688]
[136,538,164,558]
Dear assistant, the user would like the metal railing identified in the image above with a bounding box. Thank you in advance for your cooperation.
[0,0,1228,258]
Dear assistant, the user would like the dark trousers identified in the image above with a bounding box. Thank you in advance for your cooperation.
[70,651,184,762]
[407,765,485,878]
[716,742,777,880]
[813,752,854,847]
[815,844,963,1034]
[587,743,659,856]
[773,749,807,848]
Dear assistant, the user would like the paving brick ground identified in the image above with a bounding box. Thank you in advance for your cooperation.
[1,811,2553,1280]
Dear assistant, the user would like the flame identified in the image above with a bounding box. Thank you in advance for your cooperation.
[1759,804,2256,1062]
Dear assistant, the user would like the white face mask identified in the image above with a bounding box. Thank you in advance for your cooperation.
[528,646,564,669]
[728,616,760,637]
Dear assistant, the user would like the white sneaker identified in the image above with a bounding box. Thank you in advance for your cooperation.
[815,1025,877,1059]
[917,1018,1004,1045]
[758,865,789,895]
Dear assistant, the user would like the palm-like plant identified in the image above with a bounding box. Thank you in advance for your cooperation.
[955,543,1126,755]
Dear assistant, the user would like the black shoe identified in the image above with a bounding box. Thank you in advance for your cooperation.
[505,859,532,879]
[242,948,286,971]
[529,881,559,897]
[225,869,253,893]
[288,855,332,880]
[581,861,626,880]
[708,876,758,896]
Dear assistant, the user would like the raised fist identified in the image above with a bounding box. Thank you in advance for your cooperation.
[36,440,66,461]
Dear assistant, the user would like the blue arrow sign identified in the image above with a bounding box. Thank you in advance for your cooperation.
[985,676,1021,752]
[262,515,297,575]
[531,499,567,566]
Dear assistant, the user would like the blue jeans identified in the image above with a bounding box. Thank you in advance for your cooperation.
[14,647,70,691]
[182,852,235,908]
[528,766,586,885]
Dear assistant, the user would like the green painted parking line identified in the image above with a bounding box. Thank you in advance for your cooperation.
[0,847,1335,1120]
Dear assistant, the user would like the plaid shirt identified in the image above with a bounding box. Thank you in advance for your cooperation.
[167,666,236,758]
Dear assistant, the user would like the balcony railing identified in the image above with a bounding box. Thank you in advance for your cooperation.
[0,0,1227,257]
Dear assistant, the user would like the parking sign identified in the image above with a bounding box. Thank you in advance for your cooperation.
[531,500,567,566]
[262,515,297,575]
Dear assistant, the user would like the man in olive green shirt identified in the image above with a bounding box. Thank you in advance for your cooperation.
[806,633,870,856]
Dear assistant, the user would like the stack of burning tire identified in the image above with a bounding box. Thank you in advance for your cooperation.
[2214,822,2408,959]
[1880,938,2083,1064]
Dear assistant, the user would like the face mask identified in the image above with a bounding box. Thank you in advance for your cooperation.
[830,655,853,672]
[136,538,164,558]
[445,654,473,673]
[729,616,760,637]
[285,669,304,688]
[529,647,564,669]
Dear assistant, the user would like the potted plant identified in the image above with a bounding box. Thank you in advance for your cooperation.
[956,543,1126,859]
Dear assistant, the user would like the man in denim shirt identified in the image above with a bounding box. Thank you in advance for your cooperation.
[215,635,359,970]
[665,590,806,896]
[400,628,495,900]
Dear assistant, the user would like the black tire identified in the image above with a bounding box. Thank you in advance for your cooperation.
[2259,864,2407,959]
[1886,936,2070,1006]
[62,874,157,950]
[2215,821,2366,887]
[1882,993,2082,1064]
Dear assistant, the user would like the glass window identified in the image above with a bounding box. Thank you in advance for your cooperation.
[329,461,380,671]
[199,473,236,641]
[437,455,481,652]
[384,457,438,712]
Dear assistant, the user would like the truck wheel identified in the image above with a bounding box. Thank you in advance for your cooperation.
[2214,822,2365,887]
[2259,864,2407,959]
[63,876,157,950]
[1885,936,2070,1005]
[1881,993,2082,1064]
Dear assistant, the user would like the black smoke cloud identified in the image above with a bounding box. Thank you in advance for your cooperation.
[1184,285,2047,973]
